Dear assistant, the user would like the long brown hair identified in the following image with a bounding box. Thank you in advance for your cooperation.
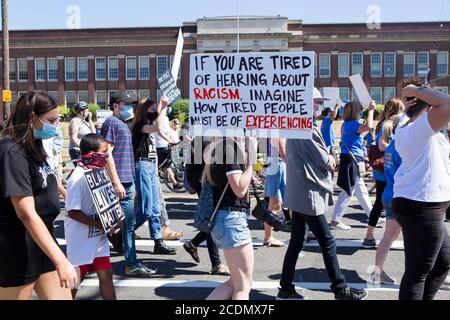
[342,101,363,121]
[131,98,155,131]
[375,98,404,134]
[1,91,57,162]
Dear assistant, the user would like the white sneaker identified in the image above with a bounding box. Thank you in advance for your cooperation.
[441,276,450,291]
[330,221,352,230]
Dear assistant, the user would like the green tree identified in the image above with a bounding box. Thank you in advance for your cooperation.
[171,98,189,124]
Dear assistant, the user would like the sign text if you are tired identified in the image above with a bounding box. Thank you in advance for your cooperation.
[189,52,315,139]
[84,168,124,234]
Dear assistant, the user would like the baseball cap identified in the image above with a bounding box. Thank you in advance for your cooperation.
[313,87,331,102]
[109,92,138,106]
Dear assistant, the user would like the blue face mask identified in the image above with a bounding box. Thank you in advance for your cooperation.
[33,118,59,140]
[119,104,134,120]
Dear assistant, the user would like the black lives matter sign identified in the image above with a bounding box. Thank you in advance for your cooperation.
[84,168,124,234]
[189,52,315,139]
[158,70,181,104]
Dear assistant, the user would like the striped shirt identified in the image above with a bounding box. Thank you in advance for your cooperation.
[101,116,135,183]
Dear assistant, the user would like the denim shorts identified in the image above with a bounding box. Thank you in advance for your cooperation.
[211,210,252,250]
[264,160,286,201]
[383,201,395,220]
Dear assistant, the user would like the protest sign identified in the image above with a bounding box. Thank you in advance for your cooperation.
[322,87,341,110]
[349,74,373,107]
[158,70,182,104]
[84,168,124,234]
[171,28,184,81]
[189,52,315,139]
[96,110,113,125]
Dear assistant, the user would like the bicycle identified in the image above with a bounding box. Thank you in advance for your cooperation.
[158,142,186,193]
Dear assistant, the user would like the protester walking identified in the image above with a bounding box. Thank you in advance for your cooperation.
[68,101,96,162]
[0,91,77,300]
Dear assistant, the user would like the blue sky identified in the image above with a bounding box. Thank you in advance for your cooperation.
[6,0,450,30]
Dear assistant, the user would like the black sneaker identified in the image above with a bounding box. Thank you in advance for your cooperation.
[276,287,307,300]
[362,238,377,249]
[108,230,123,255]
[154,241,177,255]
[335,287,368,300]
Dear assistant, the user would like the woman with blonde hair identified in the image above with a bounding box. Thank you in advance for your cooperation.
[330,101,376,230]
[363,99,404,248]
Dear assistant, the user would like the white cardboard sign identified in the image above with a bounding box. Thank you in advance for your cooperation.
[189,52,315,140]
[322,87,341,109]
[349,74,373,107]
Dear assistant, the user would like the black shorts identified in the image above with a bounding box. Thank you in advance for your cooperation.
[157,147,172,168]
[0,220,57,288]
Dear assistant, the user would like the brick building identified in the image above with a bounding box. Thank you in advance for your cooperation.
[1,16,449,120]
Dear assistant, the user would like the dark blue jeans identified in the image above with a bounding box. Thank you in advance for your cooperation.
[120,182,138,267]
[280,212,347,293]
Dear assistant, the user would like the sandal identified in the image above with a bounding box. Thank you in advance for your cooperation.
[163,230,184,241]
[210,265,231,276]
[263,239,286,247]
[183,241,200,263]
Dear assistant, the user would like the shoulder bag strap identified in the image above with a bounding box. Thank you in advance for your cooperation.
[209,182,229,223]
[342,141,359,164]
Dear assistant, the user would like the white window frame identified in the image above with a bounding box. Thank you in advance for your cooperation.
[139,89,150,100]
[384,87,396,103]
[77,90,89,103]
[403,52,416,77]
[156,55,169,78]
[126,56,137,80]
[95,57,106,81]
[17,58,28,82]
[437,51,449,76]
[9,58,16,81]
[126,90,138,101]
[34,58,46,82]
[77,57,88,81]
[95,90,107,108]
[371,87,383,104]
[139,56,150,80]
[384,52,396,78]
[338,53,349,78]
[47,58,58,82]
[371,52,382,78]
[65,90,77,107]
[339,87,350,102]
[108,57,119,81]
[65,57,76,82]
[351,52,363,76]
[108,90,119,105]
[417,51,430,74]
[319,53,331,78]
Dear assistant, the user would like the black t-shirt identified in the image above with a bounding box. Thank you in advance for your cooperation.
[210,139,250,210]
[132,121,157,161]
[0,138,60,231]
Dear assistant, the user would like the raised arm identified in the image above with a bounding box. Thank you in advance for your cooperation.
[358,101,376,134]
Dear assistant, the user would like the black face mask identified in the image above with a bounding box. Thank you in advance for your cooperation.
[147,111,159,122]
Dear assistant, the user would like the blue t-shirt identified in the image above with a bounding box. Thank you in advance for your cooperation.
[101,116,135,183]
[320,116,334,149]
[372,130,386,182]
[382,138,402,204]
[340,120,365,160]
[365,133,374,146]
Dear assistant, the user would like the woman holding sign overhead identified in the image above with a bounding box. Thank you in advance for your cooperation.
[329,101,375,230]
[0,91,77,299]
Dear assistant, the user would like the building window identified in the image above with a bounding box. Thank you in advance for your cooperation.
[96,90,107,108]
[126,56,137,80]
[48,91,58,102]
[436,87,448,94]
[351,88,359,102]
[314,53,318,77]
[404,52,416,77]
[78,57,88,81]
[139,56,150,80]
[351,53,363,76]
[108,90,119,105]
[319,53,330,78]
[65,91,77,108]
[157,56,169,78]
[384,87,396,102]
[371,53,382,77]
[339,87,350,103]
[47,58,58,81]
[17,58,28,81]
[139,89,150,100]
[65,58,76,81]
[9,59,16,81]
[437,51,448,76]
[417,52,429,75]
[338,53,349,78]
[384,52,396,77]
[35,58,46,81]
[371,87,382,104]
[126,90,138,101]
[95,57,106,81]
[78,91,89,103]
[108,57,119,81]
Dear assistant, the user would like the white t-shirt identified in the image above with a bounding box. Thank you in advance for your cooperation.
[394,113,450,202]
[64,166,110,266]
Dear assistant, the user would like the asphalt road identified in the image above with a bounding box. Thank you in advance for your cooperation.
[53,184,450,300]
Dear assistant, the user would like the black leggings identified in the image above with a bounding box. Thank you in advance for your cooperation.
[392,198,450,300]
[368,180,386,228]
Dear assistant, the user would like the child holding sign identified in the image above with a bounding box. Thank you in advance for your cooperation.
[65,134,117,300]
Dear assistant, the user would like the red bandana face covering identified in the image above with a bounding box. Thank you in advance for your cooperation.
[78,152,109,169]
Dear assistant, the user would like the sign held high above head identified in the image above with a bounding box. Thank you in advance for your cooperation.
[189,52,315,140]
